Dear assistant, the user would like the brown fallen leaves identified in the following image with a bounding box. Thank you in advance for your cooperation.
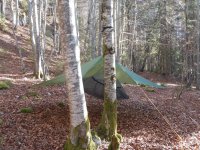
[0,82,200,150]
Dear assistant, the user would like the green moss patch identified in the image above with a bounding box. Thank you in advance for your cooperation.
[0,81,11,90]
[160,83,166,87]
[144,87,155,92]
[0,136,3,145]
[97,96,122,149]
[38,74,65,86]
[25,91,39,97]
[20,107,33,113]
[64,118,97,150]
[108,134,122,150]
[0,119,3,126]
[57,102,65,108]
[97,98,118,140]
[139,84,146,87]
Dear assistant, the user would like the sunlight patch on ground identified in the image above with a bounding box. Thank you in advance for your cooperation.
[0,76,41,85]
[165,83,180,87]
[179,131,200,149]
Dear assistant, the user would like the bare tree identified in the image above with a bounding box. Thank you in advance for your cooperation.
[97,0,122,149]
[58,0,97,149]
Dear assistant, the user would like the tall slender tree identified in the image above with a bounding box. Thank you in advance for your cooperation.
[196,0,200,89]
[58,0,96,149]
[28,0,47,79]
[0,0,6,16]
[97,0,122,149]
[158,0,170,75]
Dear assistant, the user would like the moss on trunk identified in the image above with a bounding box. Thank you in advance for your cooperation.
[97,98,122,149]
[108,134,122,150]
[64,118,97,150]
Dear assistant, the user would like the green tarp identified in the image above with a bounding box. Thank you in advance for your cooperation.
[41,56,162,99]
[82,56,162,88]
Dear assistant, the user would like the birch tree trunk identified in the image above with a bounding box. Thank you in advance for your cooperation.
[16,0,19,26]
[97,0,122,149]
[58,0,96,149]
[115,0,121,63]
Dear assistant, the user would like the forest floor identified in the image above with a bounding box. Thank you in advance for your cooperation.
[0,22,200,150]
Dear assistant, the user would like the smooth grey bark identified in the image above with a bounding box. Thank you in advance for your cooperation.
[58,0,96,149]
[97,0,103,56]
[32,0,43,78]
[115,0,121,63]
[28,0,45,79]
[11,0,19,27]
[40,0,48,80]
[16,0,19,26]
[119,0,126,65]
[53,0,60,54]
[28,0,37,75]
[0,0,6,16]
[88,0,97,58]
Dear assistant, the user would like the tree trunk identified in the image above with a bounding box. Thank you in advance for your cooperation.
[10,0,25,72]
[184,0,196,87]
[97,0,122,149]
[32,0,43,78]
[58,0,96,149]
[88,0,97,58]
[0,0,6,16]
[115,0,121,63]
[40,0,48,80]
[158,0,170,75]
[97,0,102,56]
[16,0,19,27]
[196,0,200,89]
[28,0,37,75]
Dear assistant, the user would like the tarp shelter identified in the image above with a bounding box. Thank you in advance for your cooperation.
[42,56,162,99]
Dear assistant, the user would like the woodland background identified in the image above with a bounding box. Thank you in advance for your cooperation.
[0,0,200,149]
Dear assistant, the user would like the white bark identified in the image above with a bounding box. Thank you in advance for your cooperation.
[11,0,19,27]
[102,0,116,101]
[59,0,88,128]
[115,0,121,63]
[16,0,19,26]
[40,0,48,80]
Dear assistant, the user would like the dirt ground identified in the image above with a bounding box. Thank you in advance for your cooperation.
[0,23,200,150]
